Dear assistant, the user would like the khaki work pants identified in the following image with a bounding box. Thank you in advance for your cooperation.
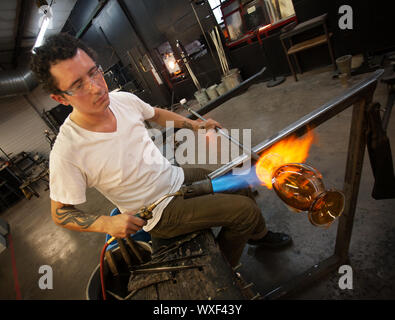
[150,167,268,267]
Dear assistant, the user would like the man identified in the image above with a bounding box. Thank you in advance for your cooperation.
[30,33,291,267]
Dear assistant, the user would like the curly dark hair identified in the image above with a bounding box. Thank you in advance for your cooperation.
[30,33,97,94]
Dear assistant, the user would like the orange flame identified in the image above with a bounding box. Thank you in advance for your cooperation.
[255,130,316,189]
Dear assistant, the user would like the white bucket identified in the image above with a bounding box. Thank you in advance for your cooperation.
[336,55,352,78]
[206,84,219,100]
[194,89,209,106]
[216,81,228,96]
[222,68,242,91]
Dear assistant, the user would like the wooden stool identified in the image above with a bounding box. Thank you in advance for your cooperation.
[280,13,336,81]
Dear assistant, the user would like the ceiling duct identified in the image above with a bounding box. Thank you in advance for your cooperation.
[0,67,38,98]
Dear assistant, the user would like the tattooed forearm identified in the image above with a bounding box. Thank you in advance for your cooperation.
[55,206,100,229]
[182,121,194,130]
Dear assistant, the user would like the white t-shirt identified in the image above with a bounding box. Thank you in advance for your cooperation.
[49,91,184,231]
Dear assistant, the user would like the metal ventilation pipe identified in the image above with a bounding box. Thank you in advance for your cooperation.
[0,67,38,98]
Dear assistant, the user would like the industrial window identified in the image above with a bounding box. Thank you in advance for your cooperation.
[209,0,295,26]
[209,0,295,41]
[208,0,227,24]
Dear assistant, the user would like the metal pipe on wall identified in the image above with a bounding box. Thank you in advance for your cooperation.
[0,68,38,98]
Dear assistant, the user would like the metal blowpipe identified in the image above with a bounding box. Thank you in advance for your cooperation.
[180,99,260,161]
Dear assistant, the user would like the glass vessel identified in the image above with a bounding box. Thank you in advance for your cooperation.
[271,163,345,228]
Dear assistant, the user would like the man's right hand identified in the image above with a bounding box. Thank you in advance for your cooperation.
[106,212,147,238]
[51,200,147,238]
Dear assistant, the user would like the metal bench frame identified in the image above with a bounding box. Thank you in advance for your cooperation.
[208,69,384,299]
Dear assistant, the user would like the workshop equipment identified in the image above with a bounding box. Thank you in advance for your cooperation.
[157,66,267,143]
[222,68,242,91]
[91,69,384,301]
[206,84,219,100]
[131,264,205,275]
[207,69,384,299]
[184,161,345,228]
[180,99,261,161]
[194,88,209,106]
[116,238,133,269]
[99,182,215,299]
[336,55,352,78]
[176,40,201,91]
[210,26,230,76]
[91,230,259,300]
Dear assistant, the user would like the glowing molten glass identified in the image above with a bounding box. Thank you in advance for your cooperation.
[254,131,344,228]
[271,163,345,228]
[256,131,315,189]
[271,163,324,211]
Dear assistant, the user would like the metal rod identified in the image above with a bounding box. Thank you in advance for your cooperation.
[116,238,132,268]
[131,252,207,270]
[208,69,384,179]
[125,238,144,264]
[182,103,260,161]
[156,67,267,141]
[132,264,205,274]
[105,250,119,276]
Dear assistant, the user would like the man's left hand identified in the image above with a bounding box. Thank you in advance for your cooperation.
[194,119,222,131]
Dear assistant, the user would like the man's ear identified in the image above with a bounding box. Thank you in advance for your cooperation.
[50,93,70,106]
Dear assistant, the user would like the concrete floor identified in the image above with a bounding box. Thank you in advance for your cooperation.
[1,65,394,300]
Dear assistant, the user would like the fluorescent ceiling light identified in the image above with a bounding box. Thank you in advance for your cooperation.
[32,16,50,50]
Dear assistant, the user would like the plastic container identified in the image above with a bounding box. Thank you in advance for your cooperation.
[194,89,209,106]
[222,68,242,91]
[339,73,349,88]
[336,55,352,78]
[216,81,228,96]
[206,84,219,100]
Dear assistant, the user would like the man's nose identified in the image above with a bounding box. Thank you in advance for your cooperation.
[88,78,103,93]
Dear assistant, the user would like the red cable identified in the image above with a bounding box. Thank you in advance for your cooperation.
[7,233,22,300]
[100,242,109,300]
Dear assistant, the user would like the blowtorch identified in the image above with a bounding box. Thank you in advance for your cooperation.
[106,179,214,245]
